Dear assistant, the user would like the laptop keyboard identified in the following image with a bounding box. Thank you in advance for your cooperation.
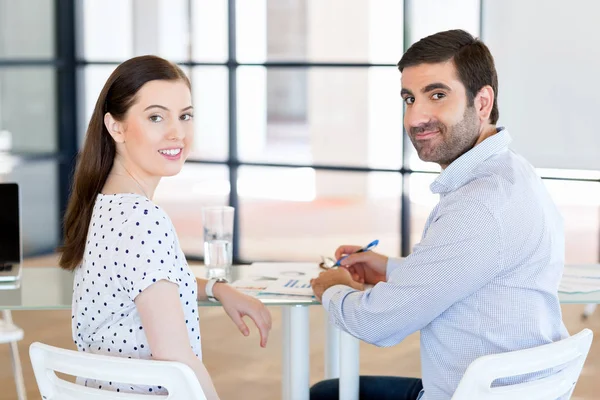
[0,264,13,272]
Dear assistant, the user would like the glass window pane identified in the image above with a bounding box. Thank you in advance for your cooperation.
[405,0,480,46]
[0,0,55,59]
[0,159,59,256]
[154,163,229,257]
[79,0,190,62]
[238,166,401,261]
[0,67,57,154]
[237,0,404,63]
[190,67,228,161]
[237,66,403,169]
[543,179,600,264]
[408,172,438,248]
[191,0,228,62]
[79,65,117,146]
[79,0,132,61]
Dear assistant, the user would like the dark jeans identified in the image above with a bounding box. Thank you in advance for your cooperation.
[310,376,423,400]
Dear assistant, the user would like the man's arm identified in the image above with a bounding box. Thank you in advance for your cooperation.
[320,256,403,309]
[385,257,405,281]
[324,198,502,347]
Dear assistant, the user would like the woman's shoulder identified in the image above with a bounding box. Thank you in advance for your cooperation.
[95,193,168,217]
[93,193,174,235]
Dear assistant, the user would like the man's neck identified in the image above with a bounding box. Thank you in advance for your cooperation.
[474,124,499,147]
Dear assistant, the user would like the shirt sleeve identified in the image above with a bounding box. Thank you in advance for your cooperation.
[113,205,182,301]
[322,284,355,311]
[325,197,503,347]
[385,257,404,280]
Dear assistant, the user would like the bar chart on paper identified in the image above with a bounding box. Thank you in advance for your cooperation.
[261,277,315,296]
[284,279,311,289]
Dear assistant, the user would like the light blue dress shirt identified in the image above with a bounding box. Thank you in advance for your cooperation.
[322,129,569,399]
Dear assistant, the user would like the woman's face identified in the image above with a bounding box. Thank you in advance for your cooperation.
[109,79,194,179]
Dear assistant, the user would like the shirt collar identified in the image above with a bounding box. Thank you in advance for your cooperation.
[430,128,511,194]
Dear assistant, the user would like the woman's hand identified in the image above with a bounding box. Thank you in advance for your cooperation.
[213,284,272,348]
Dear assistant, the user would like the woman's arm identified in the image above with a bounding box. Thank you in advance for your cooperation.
[197,278,272,348]
[136,280,220,400]
[196,278,211,301]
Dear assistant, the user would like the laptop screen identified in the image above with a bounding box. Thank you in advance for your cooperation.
[0,183,20,264]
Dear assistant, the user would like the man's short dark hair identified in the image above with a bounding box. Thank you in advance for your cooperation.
[398,29,499,124]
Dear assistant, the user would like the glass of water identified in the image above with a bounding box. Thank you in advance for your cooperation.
[202,206,234,279]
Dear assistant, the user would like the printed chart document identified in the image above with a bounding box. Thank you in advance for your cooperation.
[261,277,314,296]
[230,262,321,297]
[559,265,600,294]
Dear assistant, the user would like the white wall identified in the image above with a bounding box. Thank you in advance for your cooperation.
[483,0,600,170]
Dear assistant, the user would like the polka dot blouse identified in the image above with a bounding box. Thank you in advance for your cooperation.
[72,193,201,394]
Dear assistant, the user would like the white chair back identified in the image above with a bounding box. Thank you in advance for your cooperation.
[452,329,593,400]
[29,342,207,400]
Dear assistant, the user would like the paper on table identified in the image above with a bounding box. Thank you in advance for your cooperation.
[229,262,321,297]
[260,277,314,297]
[559,265,600,294]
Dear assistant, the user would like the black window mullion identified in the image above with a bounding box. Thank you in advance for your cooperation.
[55,0,78,240]
[400,0,412,257]
[227,0,240,263]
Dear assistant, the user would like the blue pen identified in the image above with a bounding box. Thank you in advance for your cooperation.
[334,239,379,267]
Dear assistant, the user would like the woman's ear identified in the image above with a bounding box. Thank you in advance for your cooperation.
[104,113,125,144]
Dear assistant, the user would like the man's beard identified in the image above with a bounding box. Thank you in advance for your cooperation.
[409,107,480,167]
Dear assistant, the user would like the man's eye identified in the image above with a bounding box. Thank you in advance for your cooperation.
[432,93,446,100]
[403,97,414,105]
[149,115,163,123]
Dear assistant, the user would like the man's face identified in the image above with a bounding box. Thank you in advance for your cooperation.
[401,61,481,168]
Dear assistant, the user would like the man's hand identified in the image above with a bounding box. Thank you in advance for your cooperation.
[213,284,272,348]
[310,268,364,302]
[334,245,389,285]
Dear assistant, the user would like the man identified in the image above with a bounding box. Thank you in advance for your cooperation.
[310,29,568,400]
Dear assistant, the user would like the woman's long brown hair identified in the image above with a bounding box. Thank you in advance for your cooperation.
[58,55,191,271]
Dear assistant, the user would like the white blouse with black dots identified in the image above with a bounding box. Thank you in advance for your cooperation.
[72,193,201,394]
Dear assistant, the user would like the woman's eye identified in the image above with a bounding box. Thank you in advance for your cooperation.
[180,113,194,121]
[432,93,446,100]
[149,115,163,123]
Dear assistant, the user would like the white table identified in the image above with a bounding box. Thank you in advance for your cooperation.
[2,264,598,400]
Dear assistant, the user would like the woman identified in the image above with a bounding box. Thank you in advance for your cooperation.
[59,55,271,398]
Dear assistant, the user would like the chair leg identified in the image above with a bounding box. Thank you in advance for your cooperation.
[9,340,27,400]
[581,304,597,320]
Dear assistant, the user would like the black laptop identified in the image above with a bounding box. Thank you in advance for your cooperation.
[0,183,22,282]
